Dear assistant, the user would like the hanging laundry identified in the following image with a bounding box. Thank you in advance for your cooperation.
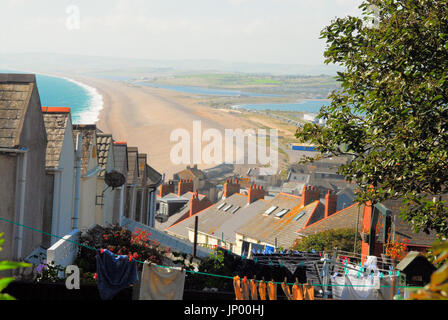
[96,249,139,300]
[267,280,277,300]
[258,280,267,300]
[138,262,186,300]
[242,276,250,300]
[292,283,304,300]
[250,279,258,300]
[303,284,315,300]
[281,282,293,300]
[233,276,244,300]
[331,274,397,300]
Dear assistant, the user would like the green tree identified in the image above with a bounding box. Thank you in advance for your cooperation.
[296,0,448,237]
[291,228,361,253]
[0,233,31,300]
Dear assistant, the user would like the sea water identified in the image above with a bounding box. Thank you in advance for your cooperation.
[0,69,103,124]
[234,100,331,113]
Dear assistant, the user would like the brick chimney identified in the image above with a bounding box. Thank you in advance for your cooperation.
[248,183,265,204]
[325,190,338,218]
[223,178,240,198]
[189,190,200,217]
[159,180,175,197]
[178,179,194,196]
[301,186,320,207]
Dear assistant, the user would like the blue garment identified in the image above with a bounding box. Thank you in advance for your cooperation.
[96,249,139,300]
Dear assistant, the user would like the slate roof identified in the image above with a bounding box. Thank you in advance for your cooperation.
[166,193,267,243]
[146,164,162,187]
[42,108,71,168]
[235,193,321,249]
[379,199,437,247]
[96,133,113,177]
[298,203,365,236]
[113,142,128,175]
[0,74,35,148]
[72,124,97,175]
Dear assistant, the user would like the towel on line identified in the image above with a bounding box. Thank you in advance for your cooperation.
[96,249,139,300]
[139,262,186,300]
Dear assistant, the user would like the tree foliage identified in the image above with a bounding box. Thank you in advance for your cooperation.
[296,0,448,237]
[292,228,361,253]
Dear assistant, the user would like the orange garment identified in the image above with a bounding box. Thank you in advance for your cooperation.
[292,283,304,300]
[250,279,258,300]
[303,284,315,300]
[267,281,277,300]
[258,280,267,300]
[233,276,243,300]
[242,276,250,300]
[281,283,293,300]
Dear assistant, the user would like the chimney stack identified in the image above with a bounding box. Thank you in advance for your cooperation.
[223,178,240,198]
[159,180,175,197]
[178,179,194,196]
[301,185,320,207]
[189,190,200,217]
[325,190,338,218]
[248,183,265,204]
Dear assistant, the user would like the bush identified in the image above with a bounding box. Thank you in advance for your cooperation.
[75,224,165,274]
[292,228,361,253]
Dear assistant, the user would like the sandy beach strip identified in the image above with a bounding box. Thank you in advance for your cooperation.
[72,76,262,178]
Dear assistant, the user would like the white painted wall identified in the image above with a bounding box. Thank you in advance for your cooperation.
[50,124,75,245]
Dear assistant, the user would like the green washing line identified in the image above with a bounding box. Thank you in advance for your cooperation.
[0,217,424,289]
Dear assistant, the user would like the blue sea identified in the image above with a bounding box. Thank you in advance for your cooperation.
[0,69,102,124]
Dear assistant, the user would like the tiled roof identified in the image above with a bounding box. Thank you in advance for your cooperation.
[379,199,437,247]
[235,193,320,249]
[0,75,35,148]
[96,133,113,177]
[166,193,267,243]
[298,203,365,236]
[146,164,162,186]
[175,166,206,180]
[42,108,70,168]
[113,142,128,175]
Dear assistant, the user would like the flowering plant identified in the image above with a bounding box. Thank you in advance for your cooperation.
[76,224,165,274]
[384,234,409,261]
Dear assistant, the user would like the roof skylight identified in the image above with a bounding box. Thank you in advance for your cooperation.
[264,206,278,215]
[275,209,289,218]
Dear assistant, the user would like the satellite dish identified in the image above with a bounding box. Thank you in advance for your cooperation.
[105,170,126,189]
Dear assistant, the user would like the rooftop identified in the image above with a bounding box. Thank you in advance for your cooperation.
[42,107,71,168]
[0,74,36,148]
[96,133,113,177]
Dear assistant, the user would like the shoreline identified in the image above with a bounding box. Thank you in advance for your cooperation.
[0,68,104,124]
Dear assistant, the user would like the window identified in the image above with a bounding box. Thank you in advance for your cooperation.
[217,202,226,210]
[264,206,278,215]
[294,211,306,221]
[232,206,240,214]
[223,204,233,211]
[275,209,289,218]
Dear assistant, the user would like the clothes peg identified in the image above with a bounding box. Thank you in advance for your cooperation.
[100,248,104,254]
[254,258,258,264]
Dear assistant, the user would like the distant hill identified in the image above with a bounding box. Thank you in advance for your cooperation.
[0,52,342,77]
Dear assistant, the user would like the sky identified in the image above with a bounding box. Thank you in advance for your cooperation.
[0,0,362,65]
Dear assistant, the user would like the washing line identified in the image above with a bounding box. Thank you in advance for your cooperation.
[0,217,423,289]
